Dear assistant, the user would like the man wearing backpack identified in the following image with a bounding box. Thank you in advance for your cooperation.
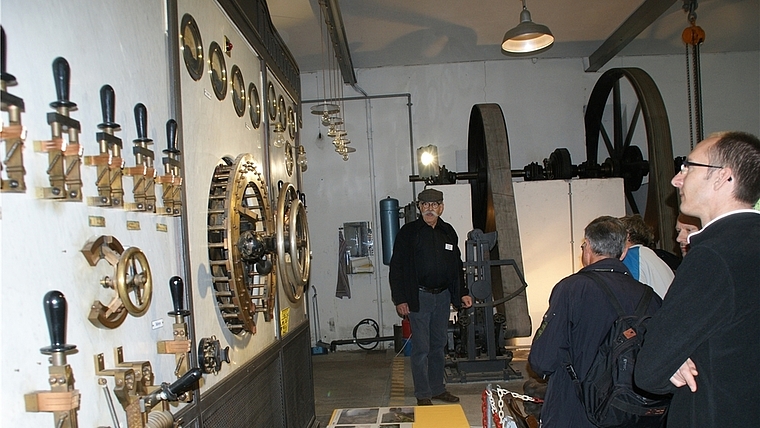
[636,131,760,427]
[529,216,662,427]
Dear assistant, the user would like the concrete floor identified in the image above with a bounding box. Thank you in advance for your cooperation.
[311,347,533,428]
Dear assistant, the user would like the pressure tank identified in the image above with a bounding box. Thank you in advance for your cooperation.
[379,197,400,265]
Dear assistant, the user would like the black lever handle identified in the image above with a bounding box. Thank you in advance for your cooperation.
[1,26,16,84]
[167,368,203,397]
[51,57,76,109]
[99,85,119,129]
[168,276,190,317]
[164,119,180,154]
[40,290,76,354]
[133,103,151,142]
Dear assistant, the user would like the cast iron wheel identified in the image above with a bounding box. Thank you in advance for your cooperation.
[584,67,679,254]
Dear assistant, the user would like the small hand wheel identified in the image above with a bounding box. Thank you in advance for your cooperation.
[115,246,153,316]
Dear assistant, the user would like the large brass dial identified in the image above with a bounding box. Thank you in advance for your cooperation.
[207,154,275,335]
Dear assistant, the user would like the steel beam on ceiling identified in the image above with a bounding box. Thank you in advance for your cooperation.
[320,0,357,85]
[585,0,678,72]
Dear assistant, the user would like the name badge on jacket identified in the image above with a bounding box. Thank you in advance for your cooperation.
[445,243,453,251]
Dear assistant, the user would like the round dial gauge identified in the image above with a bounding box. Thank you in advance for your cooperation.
[230,65,246,117]
[287,106,296,139]
[180,14,204,81]
[285,141,294,177]
[278,96,287,128]
[267,82,277,121]
[208,41,227,101]
[248,82,261,129]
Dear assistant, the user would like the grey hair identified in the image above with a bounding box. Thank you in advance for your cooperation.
[584,216,627,259]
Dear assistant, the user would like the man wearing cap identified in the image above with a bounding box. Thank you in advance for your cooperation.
[390,188,472,406]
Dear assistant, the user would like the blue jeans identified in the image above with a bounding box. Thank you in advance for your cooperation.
[408,289,450,399]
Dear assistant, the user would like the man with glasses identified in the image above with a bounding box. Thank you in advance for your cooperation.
[636,131,760,427]
[389,188,472,406]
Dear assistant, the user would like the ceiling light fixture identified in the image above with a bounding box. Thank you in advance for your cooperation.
[501,0,554,55]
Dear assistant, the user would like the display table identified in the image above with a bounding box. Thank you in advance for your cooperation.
[327,404,469,428]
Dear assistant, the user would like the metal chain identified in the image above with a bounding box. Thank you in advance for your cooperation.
[483,388,503,428]
[685,44,695,151]
[493,385,544,403]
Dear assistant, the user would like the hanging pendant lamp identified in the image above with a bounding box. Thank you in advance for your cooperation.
[501,0,554,55]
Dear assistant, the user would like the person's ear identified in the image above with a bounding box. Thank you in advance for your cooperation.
[619,246,628,261]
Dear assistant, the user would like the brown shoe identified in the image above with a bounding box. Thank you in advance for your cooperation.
[432,391,460,403]
[416,398,433,406]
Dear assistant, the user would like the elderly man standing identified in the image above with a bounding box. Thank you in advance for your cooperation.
[529,216,661,427]
[636,131,760,427]
[389,188,472,406]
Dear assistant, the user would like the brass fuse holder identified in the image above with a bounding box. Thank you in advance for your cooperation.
[24,291,80,428]
[156,276,193,402]
[34,57,83,201]
[84,84,124,208]
[155,119,182,216]
[1,26,28,193]
[124,103,156,213]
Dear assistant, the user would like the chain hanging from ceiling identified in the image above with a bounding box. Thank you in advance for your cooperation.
[682,0,705,150]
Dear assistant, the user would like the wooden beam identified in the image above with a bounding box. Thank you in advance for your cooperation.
[585,0,678,72]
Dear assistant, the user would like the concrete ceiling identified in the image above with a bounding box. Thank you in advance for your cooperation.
[267,0,759,74]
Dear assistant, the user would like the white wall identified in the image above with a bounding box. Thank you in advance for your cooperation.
[299,51,760,348]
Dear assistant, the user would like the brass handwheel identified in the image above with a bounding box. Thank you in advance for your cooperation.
[276,182,311,302]
[288,197,311,288]
[115,246,153,316]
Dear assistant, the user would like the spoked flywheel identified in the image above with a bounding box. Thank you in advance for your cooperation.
[207,154,275,335]
[276,182,311,303]
[584,67,679,254]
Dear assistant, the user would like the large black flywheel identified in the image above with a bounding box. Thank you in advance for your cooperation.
[467,104,532,339]
[584,68,679,254]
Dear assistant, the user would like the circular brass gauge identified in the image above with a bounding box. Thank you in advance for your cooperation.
[285,141,294,176]
[181,14,204,81]
[267,82,277,121]
[208,41,227,101]
[248,82,261,129]
[288,106,296,139]
[278,96,287,128]
[230,65,246,117]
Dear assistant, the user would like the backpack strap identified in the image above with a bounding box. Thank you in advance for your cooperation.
[564,271,653,401]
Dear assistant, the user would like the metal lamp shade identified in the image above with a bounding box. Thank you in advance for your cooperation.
[501,8,554,55]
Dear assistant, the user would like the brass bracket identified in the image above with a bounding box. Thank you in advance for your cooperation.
[157,119,182,216]
[24,364,80,428]
[95,347,160,428]
[84,85,125,208]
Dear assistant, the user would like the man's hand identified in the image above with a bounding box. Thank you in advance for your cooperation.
[670,358,698,392]
[396,303,410,317]
[461,295,473,308]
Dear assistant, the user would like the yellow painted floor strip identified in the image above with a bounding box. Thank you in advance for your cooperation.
[389,356,406,406]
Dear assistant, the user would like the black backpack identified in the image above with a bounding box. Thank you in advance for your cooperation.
[567,272,671,428]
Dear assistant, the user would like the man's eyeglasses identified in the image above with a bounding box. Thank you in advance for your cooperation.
[419,201,441,208]
[679,159,723,174]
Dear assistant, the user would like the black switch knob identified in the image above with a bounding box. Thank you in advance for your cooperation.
[50,57,76,109]
[133,103,152,142]
[168,276,190,317]
[40,290,76,354]
[1,26,17,84]
[164,119,180,154]
[99,84,120,129]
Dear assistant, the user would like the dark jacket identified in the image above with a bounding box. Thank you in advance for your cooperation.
[529,258,662,428]
[636,211,760,428]
[389,217,466,312]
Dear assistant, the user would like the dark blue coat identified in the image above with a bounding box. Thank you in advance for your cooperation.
[529,258,661,428]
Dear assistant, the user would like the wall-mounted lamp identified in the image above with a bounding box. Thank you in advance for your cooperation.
[501,0,554,55]
[417,145,439,181]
